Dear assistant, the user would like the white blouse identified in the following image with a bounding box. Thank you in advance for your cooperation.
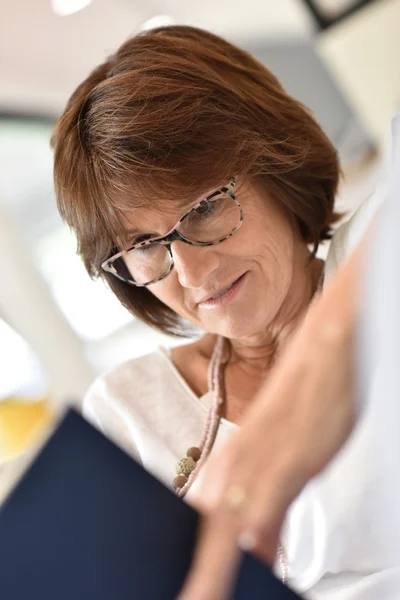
[83,174,400,598]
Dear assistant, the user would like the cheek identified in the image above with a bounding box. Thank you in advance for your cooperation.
[148,275,179,305]
[239,206,295,273]
[148,274,189,317]
[261,229,294,272]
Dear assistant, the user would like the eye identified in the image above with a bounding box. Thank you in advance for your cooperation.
[130,237,163,257]
[133,244,155,255]
[192,200,218,221]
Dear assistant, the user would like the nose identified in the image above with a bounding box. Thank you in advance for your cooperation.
[171,240,220,288]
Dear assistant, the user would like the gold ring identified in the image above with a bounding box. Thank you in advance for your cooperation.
[225,484,247,511]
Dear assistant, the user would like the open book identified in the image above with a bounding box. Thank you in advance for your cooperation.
[0,409,302,599]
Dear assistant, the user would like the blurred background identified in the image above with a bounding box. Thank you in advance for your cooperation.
[0,0,399,481]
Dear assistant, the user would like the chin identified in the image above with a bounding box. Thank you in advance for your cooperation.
[203,308,269,340]
[195,276,276,339]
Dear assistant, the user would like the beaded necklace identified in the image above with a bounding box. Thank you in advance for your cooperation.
[173,334,288,583]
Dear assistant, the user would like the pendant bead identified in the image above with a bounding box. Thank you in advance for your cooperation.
[173,474,188,489]
[176,456,196,476]
[186,447,201,462]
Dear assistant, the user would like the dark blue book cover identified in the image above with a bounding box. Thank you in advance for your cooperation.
[0,409,302,599]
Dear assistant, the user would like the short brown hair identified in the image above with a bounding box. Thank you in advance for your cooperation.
[51,25,340,337]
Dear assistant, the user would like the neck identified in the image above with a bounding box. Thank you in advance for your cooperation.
[226,257,324,375]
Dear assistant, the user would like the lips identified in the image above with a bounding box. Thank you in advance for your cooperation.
[210,284,234,300]
[197,274,244,305]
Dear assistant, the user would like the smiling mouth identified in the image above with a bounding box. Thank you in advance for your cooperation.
[197,273,247,308]
[209,281,237,300]
[199,277,240,303]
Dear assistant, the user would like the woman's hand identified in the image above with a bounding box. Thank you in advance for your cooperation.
[177,244,362,600]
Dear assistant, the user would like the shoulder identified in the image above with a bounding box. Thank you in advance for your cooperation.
[324,180,387,284]
[83,348,173,417]
[82,348,175,460]
[82,343,210,484]
[325,112,400,282]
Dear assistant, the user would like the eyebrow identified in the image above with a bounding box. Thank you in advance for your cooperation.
[122,186,223,246]
[122,204,188,245]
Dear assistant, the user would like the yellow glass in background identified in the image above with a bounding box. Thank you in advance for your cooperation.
[0,395,54,463]
[0,318,55,469]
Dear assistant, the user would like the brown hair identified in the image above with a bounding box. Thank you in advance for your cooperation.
[51,25,341,337]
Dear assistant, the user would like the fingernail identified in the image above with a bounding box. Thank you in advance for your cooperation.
[237,530,257,551]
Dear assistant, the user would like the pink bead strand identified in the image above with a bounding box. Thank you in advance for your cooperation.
[179,385,222,495]
[174,334,289,582]
[176,336,224,497]
[278,543,288,584]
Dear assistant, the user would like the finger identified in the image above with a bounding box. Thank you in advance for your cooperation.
[177,506,242,600]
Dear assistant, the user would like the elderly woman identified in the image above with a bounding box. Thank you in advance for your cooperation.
[51,26,398,599]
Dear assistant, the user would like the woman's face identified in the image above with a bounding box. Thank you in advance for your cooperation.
[122,178,310,340]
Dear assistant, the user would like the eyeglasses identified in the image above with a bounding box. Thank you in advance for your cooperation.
[101,180,243,287]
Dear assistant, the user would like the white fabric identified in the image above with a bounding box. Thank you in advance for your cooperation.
[83,139,399,598]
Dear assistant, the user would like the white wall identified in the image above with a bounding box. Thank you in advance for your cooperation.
[0,208,94,405]
[318,0,400,150]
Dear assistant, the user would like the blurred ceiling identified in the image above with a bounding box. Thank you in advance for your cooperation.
[0,0,316,116]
